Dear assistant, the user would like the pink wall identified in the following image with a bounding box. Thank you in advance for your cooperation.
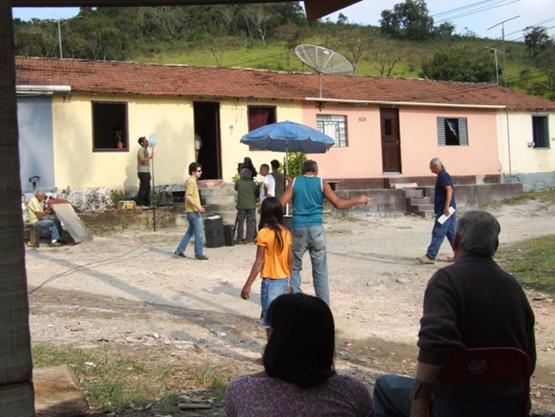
[303,103,500,178]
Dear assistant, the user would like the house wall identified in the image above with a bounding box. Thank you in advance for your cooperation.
[52,94,195,190]
[50,94,303,191]
[219,100,303,181]
[17,96,55,193]
[497,111,555,190]
[303,104,500,179]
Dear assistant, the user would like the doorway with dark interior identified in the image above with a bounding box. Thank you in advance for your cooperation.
[194,102,221,180]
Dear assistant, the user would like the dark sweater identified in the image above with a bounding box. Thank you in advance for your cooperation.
[418,255,536,371]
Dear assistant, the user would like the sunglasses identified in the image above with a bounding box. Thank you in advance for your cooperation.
[196,169,203,172]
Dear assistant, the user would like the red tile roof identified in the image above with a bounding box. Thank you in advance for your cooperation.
[15,57,555,111]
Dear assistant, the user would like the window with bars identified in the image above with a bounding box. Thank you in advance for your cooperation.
[532,115,549,148]
[437,117,468,146]
[316,114,348,147]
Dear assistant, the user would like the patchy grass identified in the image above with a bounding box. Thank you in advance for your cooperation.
[500,189,555,206]
[496,234,555,296]
[32,344,229,415]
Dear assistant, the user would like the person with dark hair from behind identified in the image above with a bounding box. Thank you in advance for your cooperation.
[240,196,292,337]
[373,209,535,417]
[225,293,373,417]
[174,162,208,260]
[234,168,258,244]
[270,159,285,199]
[239,157,257,180]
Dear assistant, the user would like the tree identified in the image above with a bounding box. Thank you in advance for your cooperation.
[373,41,405,76]
[524,26,552,56]
[337,13,348,25]
[434,22,454,38]
[338,28,371,73]
[0,4,35,417]
[380,0,433,40]
[421,46,497,82]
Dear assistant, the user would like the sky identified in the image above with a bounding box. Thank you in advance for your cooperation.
[12,0,555,40]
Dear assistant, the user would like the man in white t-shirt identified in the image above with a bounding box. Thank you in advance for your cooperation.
[259,163,275,205]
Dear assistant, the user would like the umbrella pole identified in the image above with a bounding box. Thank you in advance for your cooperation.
[285,145,289,216]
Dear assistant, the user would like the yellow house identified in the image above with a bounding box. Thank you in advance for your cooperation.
[16,57,304,195]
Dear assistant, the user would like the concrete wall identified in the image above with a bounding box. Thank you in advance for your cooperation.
[17,96,55,193]
[50,94,303,191]
[498,111,555,190]
[303,103,500,179]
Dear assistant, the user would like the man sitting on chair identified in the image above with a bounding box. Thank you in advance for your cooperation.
[373,209,535,417]
[27,191,62,247]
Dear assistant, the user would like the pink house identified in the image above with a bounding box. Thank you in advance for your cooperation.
[305,104,500,186]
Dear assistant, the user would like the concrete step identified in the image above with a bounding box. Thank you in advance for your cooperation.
[203,195,236,205]
[200,187,236,197]
[404,189,424,198]
[412,203,433,211]
[414,209,434,218]
[407,196,432,205]
[392,182,418,189]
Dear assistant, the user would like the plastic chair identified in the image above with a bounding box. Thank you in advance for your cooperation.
[437,347,532,417]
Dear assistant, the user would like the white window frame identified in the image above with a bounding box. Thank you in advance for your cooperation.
[316,114,348,147]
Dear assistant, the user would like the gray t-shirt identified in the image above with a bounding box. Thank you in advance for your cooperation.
[137,147,150,173]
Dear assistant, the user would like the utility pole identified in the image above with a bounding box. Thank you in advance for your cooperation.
[57,19,63,58]
[484,46,502,85]
[487,15,519,86]
[487,15,519,183]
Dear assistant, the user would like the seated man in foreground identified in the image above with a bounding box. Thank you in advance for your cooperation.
[373,209,535,417]
[27,191,62,247]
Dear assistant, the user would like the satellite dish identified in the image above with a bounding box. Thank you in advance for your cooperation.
[295,44,354,76]
[295,44,354,98]
[148,133,158,148]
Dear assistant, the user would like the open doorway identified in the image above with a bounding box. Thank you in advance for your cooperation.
[194,102,221,180]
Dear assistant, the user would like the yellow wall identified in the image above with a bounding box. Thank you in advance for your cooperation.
[51,95,303,189]
[52,94,194,190]
[497,111,555,174]
[219,99,303,181]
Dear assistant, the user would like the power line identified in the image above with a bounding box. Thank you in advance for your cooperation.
[435,0,519,24]
[505,17,555,36]
[432,0,497,18]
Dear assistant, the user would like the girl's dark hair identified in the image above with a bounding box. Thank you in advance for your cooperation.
[242,157,257,177]
[258,197,284,253]
[263,293,336,389]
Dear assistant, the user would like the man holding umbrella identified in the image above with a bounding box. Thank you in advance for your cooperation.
[280,160,368,304]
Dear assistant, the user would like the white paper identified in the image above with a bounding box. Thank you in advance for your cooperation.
[437,207,456,225]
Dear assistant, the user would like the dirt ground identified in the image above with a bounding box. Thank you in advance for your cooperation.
[26,199,555,415]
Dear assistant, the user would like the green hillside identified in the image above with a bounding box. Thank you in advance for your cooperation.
[13,2,555,99]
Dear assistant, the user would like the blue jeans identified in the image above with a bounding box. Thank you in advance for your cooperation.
[426,214,456,260]
[292,224,329,304]
[34,219,60,242]
[260,278,290,327]
[373,374,524,417]
[176,212,204,257]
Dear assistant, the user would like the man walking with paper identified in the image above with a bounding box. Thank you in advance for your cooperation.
[417,158,456,264]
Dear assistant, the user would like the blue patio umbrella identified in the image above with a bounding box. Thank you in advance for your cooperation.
[240,120,335,155]
[240,120,335,179]
[241,120,334,216]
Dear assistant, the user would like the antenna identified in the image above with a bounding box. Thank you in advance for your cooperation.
[295,44,354,98]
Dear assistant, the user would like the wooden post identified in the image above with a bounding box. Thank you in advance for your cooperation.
[0,4,36,416]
